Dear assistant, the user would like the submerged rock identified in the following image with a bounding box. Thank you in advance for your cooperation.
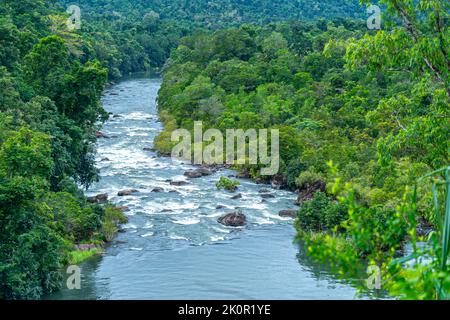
[218,211,247,227]
[151,187,164,193]
[87,193,108,204]
[260,193,275,199]
[216,205,227,210]
[143,147,152,151]
[117,189,139,196]
[230,193,242,200]
[161,209,173,213]
[279,210,297,219]
[258,188,271,194]
[100,157,111,162]
[170,181,189,186]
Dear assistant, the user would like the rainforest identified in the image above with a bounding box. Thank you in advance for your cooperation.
[0,0,449,301]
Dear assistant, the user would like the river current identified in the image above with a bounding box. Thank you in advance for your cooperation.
[47,77,362,300]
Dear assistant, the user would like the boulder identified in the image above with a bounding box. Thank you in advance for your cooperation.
[279,210,297,219]
[196,167,214,176]
[230,193,242,200]
[117,189,139,196]
[100,157,111,162]
[116,206,130,213]
[151,187,164,193]
[218,211,247,227]
[170,181,189,186]
[184,170,203,178]
[87,193,108,204]
[143,147,152,151]
[236,169,250,179]
[216,205,227,210]
[96,131,110,139]
[161,209,173,213]
[295,180,326,205]
[271,174,285,189]
[258,188,271,194]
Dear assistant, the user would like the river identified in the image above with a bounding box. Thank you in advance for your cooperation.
[47,77,363,300]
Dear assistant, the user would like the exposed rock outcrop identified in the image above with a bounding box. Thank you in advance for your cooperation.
[295,180,326,205]
[117,189,139,196]
[218,211,247,227]
[87,193,108,204]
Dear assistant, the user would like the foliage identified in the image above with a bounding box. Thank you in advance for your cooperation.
[0,1,126,299]
[296,191,348,232]
[154,2,449,299]
[68,248,101,265]
[216,176,240,191]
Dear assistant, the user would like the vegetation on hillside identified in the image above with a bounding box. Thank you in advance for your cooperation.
[154,1,449,299]
[0,0,448,300]
[0,0,127,299]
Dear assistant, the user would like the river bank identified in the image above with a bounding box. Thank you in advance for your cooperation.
[45,77,364,300]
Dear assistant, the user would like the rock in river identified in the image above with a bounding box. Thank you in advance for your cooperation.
[87,193,108,204]
[151,187,164,193]
[116,206,130,212]
[117,189,139,196]
[260,193,275,199]
[170,181,189,186]
[96,131,110,139]
[218,211,247,227]
[278,210,297,219]
[231,193,242,200]
[184,170,203,178]
[196,167,214,176]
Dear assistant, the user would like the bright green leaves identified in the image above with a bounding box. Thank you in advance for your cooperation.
[0,127,53,179]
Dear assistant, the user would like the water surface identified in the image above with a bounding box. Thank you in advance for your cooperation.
[48,78,361,300]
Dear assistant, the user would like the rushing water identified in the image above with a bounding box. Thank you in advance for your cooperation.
[47,77,362,300]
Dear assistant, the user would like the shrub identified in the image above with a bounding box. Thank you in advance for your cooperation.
[286,158,307,190]
[297,191,347,232]
[295,170,324,190]
[216,176,240,191]
[100,206,128,242]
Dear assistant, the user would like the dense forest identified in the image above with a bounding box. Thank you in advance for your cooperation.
[55,0,366,79]
[0,0,129,299]
[0,0,449,300]
[154,1,449,298]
